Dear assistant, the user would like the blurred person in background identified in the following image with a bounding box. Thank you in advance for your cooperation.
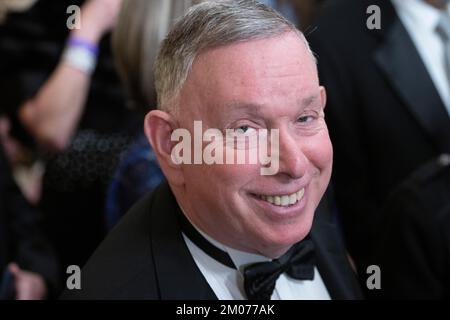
[259,0,326,30]
[308,0,450,292]
[259,0,300,25]
[0,0,140,282]
[0,0,38,23]
[374,154,450,299]
[105,0,201,230]
[0,136,59,300]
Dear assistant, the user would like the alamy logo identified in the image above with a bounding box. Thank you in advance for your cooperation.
[366,265,381,290]
[171,121,280,176]
[66,5,81,30]
[366,5,381,30]
[66,265,81,290]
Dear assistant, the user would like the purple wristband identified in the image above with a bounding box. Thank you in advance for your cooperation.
[67,37,99,56]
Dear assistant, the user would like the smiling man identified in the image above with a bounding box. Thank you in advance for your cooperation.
[62,0,362,300]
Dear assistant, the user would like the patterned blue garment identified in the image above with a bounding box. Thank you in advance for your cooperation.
[105,134,164,230]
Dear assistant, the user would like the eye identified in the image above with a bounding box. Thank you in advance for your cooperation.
[297,115,315,123]
[234,126,256,134]
[235,126,249,134]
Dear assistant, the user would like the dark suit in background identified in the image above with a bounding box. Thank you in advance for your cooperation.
[0,144,59,297]
[374,155,450,299]
[62,182,362,300]
[308,0,450,273]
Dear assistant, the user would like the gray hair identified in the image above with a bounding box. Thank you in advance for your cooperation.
[155,0,315,114]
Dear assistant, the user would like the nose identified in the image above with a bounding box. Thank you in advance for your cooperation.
[276,130,308,180]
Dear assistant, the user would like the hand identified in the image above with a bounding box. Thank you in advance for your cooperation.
[73,0,123,43]
[8,263,48,300]
[0,117,28,166]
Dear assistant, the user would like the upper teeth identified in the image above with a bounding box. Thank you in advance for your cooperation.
[259,189,305,207]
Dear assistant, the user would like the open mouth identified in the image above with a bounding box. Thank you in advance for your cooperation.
[255,188,305,207]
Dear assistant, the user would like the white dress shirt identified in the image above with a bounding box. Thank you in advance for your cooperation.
[182,227,331,300]
[391,0,450,116]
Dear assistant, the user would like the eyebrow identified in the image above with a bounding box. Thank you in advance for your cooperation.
[224,102,263,116]
[224,94,320,113]
[301,94,320,107]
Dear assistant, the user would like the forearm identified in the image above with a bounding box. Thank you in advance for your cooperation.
[20,62,91,151]
[18,0,122,151]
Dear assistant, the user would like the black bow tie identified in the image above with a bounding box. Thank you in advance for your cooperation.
[243,238,316,300]
[177,208,316,300]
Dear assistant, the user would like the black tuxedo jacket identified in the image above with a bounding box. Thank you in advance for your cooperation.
[62,182,362,300]
[308,0,450,269]
[0,145,59,296]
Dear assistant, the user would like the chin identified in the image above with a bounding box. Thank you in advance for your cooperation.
[256,218,314,258]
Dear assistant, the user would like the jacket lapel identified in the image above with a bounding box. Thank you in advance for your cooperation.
[149,182,217,300]
[310,198,363,300]
[373,12,450,152]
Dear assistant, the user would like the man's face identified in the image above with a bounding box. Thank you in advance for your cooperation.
[176,31,333,258]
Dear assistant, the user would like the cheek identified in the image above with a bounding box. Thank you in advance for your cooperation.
[304,130,333,176]
[186,162,259,194]
[215,163,261,191]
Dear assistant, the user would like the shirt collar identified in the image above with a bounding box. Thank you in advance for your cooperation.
[179,205,273,270]
[191,221,272,271]
[391,0,447,32]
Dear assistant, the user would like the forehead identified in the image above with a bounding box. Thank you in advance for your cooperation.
[181,31,319,114]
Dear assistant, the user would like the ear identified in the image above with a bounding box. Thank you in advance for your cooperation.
[144,110,184,186]
[319,86,327,110]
